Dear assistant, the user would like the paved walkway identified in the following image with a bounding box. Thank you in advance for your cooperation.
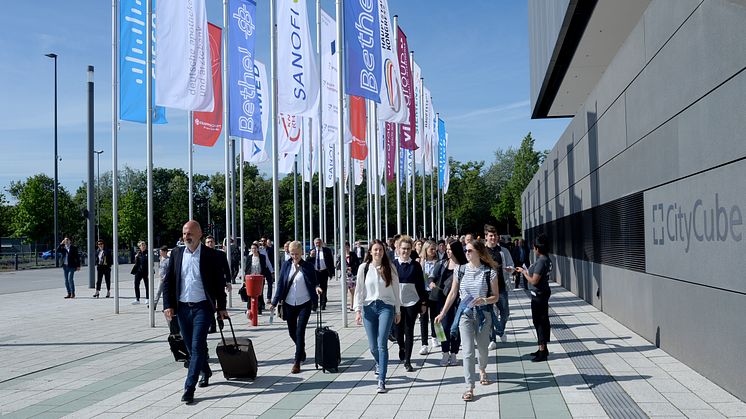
[0,266,744,418]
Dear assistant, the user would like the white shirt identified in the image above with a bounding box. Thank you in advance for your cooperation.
[285,263,310,306]
[354,262,401,314]
[250,255,261,274]
[315,247,327,271]
[179,244,207,303]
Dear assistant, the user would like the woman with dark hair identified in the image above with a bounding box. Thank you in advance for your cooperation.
[244,241,272,316]
[336,242,361,312]
[428,239,467,366]
[435,240,500,402]
[354,239,401,394]
[269,241,322,374]
[516,234,552,362]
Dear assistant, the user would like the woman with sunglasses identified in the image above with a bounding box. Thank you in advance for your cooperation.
[435,240,500,402]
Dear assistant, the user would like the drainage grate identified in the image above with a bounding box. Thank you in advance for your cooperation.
[550,309,648,419]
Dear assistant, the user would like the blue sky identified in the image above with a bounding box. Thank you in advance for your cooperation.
[0,1,569,199]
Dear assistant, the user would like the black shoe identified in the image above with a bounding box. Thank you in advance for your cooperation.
[404,362,415,372]
[529,349,541,357]
[181,389,195,404]
[531,349,549,362]
[198,374,210,388]
[320,305,326,311]
[388,334,397,343]
[183,359,190,369]
[399,348,406,361]
[208,326,217,334]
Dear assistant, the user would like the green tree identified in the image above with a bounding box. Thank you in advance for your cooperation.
[0,194,14,237]
[443,159,496,235]
[500,132,543,230]
[8,174,77,246]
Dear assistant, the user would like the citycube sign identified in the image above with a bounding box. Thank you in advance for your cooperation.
[644,161,745,291]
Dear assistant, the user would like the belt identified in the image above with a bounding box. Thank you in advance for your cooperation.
[180,300,207,307]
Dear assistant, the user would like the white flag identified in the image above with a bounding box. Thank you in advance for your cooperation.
[443,148,451,194]
[278,114,302,154]
[302,118,315,182]
[320,10,340,145]
[412,60,423,163]
[406,149,414,193]
[423,86,434,174]
[278,152,296,175]
[376,0,406,123]
[324,143,336,188]
[244,60,269,163]
[155,0,213,111]
[355,159,364,186]
[277,0,318,116]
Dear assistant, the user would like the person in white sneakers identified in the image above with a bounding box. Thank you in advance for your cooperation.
[429,240,467,366]
[418,240,439,355]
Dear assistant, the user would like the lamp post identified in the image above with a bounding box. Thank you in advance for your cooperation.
[94,150,103,240]
[45,53,59,267]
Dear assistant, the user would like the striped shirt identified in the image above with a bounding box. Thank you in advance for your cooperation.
[458,264,498,300]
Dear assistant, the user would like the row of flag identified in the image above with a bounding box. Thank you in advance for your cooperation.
[117,0,450,194]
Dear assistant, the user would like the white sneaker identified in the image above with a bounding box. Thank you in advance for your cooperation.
[143,299,149,305]
[131,300,140,305]
[419,345,429,355]
[500,334,508,343]
[449,353,458,366]
[488,341,497,350]
[440,352,449,367]
[431,337,440,348]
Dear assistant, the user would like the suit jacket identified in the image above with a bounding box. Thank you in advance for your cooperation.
[272,259,319,308]
[57,244,81,269]
[96,248,113,268]
[306,246,334,277]
[245,252,272,279]
[162,244,227,313]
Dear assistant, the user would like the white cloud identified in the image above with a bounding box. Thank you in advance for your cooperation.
[447,100,530,122]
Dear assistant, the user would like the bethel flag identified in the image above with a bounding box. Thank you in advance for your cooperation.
[155,0,213,111]
[229,0,262,141]
[193,24,223,147]
[344,0,381,102]
[243,60,269,163]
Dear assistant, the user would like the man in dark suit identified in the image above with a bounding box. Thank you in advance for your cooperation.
[307,237,334,310]
[93,239,113,298]
[57,237,81,299]
[163,220,229,404]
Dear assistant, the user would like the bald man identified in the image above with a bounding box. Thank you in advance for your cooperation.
[163,220,229,404]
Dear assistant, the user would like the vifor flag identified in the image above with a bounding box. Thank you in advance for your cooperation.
[193,23,223,147]
[277,0,318,116]
[119,0,166,123]
[155,0,213,111]
[229,0,262,140]
[397,27,417,150]
[438,118,447,189]
[385,122,396,181]
[376,0,406,122]
[244,60,269,163]
[349,96,368,161]
[320,10,339,145]
[344,0,381,102]
[278,114,302,155]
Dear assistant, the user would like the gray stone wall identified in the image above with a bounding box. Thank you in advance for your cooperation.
[523,0,746,400]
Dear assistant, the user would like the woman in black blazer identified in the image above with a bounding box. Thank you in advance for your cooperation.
[268,241,322,374]
[245,241,272,315]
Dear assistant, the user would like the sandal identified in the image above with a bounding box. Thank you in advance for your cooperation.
[479,372,491,385]
[462,388,474,401]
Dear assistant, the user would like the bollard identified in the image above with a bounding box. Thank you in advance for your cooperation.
[14,253,19,270]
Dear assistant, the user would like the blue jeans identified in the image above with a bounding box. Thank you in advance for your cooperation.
[362,300,395,382]
[493,290,509,339]
[63,266,75,295]
[177,301,213,391]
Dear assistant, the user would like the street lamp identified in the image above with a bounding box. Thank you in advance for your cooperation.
[94,150,103,240]
[45,53,59,267]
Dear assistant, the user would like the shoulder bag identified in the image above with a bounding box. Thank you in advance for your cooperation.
[277,267,301,320]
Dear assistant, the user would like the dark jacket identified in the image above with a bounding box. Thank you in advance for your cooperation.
[394,259,428,304]
[245,252,272,279]
[272,259,319,308]
[429,259,455,302]
[306,246,334,277]
[131,250,150,278]
[162,244,228,312]
[336,251,361,278]
[57,244,81,269]
[96,248,113,269]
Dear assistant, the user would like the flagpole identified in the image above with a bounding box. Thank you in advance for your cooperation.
[145,0,155,327]
[366,153,372,242]
[393,15,401,235]
[420,78,426,239]
[435,111,440,239]
[316,0,324,245]
[409,51,417,239]
[293,158,298,241]
[222,0,233,308]
[405,151,409,236]
[188,112,194,219]
[270,0,282,286]
[301,135,307,256]
[335,0,348,327]
[239,140,245,285]
[372,108,381,240]
[333,153,338,248]
[308,122,313,254]
[348,148,354,245]
[111,0,120,314]
[231,139,237,241]
[430,153,435,238]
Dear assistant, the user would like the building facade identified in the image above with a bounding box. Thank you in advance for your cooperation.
[524,0,746,400]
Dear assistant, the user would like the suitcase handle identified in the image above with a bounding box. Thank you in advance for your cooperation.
[316,306,323,329]
[218,316,239,347]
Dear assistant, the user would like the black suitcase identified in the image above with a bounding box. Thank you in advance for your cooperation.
[216,317,258,380]
[168,334,189,362]
[314,310,341,373]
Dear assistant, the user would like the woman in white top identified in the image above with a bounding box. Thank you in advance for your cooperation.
[418,240,440,355]
[355,240,402,394]
[435,240,500,402]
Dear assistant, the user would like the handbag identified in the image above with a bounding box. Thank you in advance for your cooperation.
[277,267,301,320]
[238,285,248,303]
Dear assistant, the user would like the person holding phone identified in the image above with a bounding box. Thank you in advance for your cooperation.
[515,234,552,362]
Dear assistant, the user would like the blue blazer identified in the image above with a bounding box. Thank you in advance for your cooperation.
[272,259,319,308]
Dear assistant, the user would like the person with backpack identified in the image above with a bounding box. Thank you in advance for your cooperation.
[434,240,500,402]
[428,239,467,366]
[354,239,402,394]
[515,234,552,362]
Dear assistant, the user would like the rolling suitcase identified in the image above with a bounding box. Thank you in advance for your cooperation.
[314,309,341,373]
[216,317,258,380]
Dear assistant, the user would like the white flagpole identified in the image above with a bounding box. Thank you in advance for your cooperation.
[420,78,426,239]
[270,0,281,281]
[367,152,372,242]
[435,111,440,239]
[145,0,155,327]
[409,51,417,239]
[372,108,381,240]
[111,0,120,314]
[405,151,409,236]
[393,15,401,235]
[430,152,435,238]
[188,112,194,219]
[348,148,354,245]
[335,0,347,327]
[293,158,298,241]
[308,122,313,254]
[222,0,233,308]
[301,133,307,255]
[316,0,325,244]
[239,140,245,284]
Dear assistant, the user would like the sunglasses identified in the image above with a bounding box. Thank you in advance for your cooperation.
[465,249,474,253]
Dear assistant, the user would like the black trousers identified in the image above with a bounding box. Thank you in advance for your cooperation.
[531,295,551,345]
[419,301,436,346]
[396,304,420,363]
[96,267,111,291]
[284,301,313,363]
[134,274,149,300]
[317,270,329,307]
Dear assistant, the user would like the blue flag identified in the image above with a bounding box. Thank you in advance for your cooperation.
[119,0,167,124]
[438,118,447,189]
[228,0,262,140]
[344,0,382,102]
